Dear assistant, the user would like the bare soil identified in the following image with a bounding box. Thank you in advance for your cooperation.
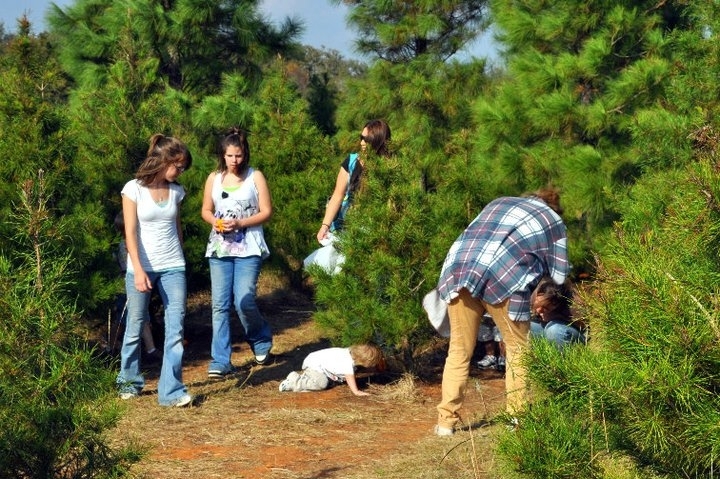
[110,273,508,479]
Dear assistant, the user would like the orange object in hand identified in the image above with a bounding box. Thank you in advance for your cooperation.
[215,218,225,233]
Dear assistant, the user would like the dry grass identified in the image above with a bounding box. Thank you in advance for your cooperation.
[370,372,422,403]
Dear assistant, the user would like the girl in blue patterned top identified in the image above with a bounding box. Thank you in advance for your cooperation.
[316,119,391,244]
[201,127,273,378]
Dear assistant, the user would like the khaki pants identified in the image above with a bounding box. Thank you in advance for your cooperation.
[437,288,530,429]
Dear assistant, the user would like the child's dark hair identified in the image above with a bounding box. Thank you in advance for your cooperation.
[532,276,573,318]
[114,211,124,234]
[349,344,383,368]
[218,127,250,175]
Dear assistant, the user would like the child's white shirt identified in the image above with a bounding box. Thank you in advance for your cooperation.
[302,347,354,382]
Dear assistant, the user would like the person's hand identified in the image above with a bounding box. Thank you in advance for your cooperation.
[317,223,330,243]
[215,218,238,232]
[134,270,152,293]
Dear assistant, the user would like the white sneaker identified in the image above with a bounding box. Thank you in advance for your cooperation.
[477,355,497,369]
[434,425,454,437]
[119,391,137,400]
[173,394,193,408]
[497,356,506,372]
[254,353,272,365]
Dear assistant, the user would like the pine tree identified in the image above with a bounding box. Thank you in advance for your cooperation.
[490,3,720,474]
[501,133,720,477]
[312,150,438,365]
[309,55,489,365]
[0,172,139,477]
[333,0,490,62]
[0,19,110,309]
[473,0,695,269]
[47,0,303,95]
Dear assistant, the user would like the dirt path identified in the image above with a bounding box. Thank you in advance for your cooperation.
[112,277,507,479]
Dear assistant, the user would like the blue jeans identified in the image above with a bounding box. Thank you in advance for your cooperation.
[209,256,272,372]
[117,269,188,406]
[530,320,586,348]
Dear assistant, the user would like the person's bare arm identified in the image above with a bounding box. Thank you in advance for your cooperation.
[201,172,219,228]
[317,167,349,243]
[345,374,369,396]
[122,195,151,293]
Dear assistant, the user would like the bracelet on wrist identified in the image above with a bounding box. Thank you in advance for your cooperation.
[322,223,330,228]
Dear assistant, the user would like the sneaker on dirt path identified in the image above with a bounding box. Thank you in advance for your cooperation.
[476,354,497,369]
[172,394,193,408]
[433,425,454,437]
[208,366,236,380]
[255,353,273,365]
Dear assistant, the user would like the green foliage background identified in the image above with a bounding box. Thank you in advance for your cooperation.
[4,0,720,476]
[0,173,138,477]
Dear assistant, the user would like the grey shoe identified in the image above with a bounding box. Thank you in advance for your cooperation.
[477,355,497,369]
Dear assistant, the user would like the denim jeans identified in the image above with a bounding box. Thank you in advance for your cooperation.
[117,269,188,406]
[530,320,586,348]
[209,256,272,372]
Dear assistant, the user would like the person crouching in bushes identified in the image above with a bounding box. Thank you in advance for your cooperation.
[279,344,384,396]
[529,276,586,347]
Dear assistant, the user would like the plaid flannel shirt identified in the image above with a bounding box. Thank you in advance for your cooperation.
[437,196,569,321]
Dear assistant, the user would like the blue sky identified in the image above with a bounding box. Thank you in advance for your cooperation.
[1,0,496,61]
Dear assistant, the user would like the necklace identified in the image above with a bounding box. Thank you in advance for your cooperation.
[149,182,169,203]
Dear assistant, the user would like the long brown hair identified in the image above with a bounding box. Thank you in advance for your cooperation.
[135,134,192,186]
[363,119,392,158]
[351,119,392,197]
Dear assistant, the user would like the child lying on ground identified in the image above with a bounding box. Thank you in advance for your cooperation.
[279,344,384,396]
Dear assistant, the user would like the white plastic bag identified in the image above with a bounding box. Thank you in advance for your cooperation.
[303,243,345,275]
[423,288,450,337]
